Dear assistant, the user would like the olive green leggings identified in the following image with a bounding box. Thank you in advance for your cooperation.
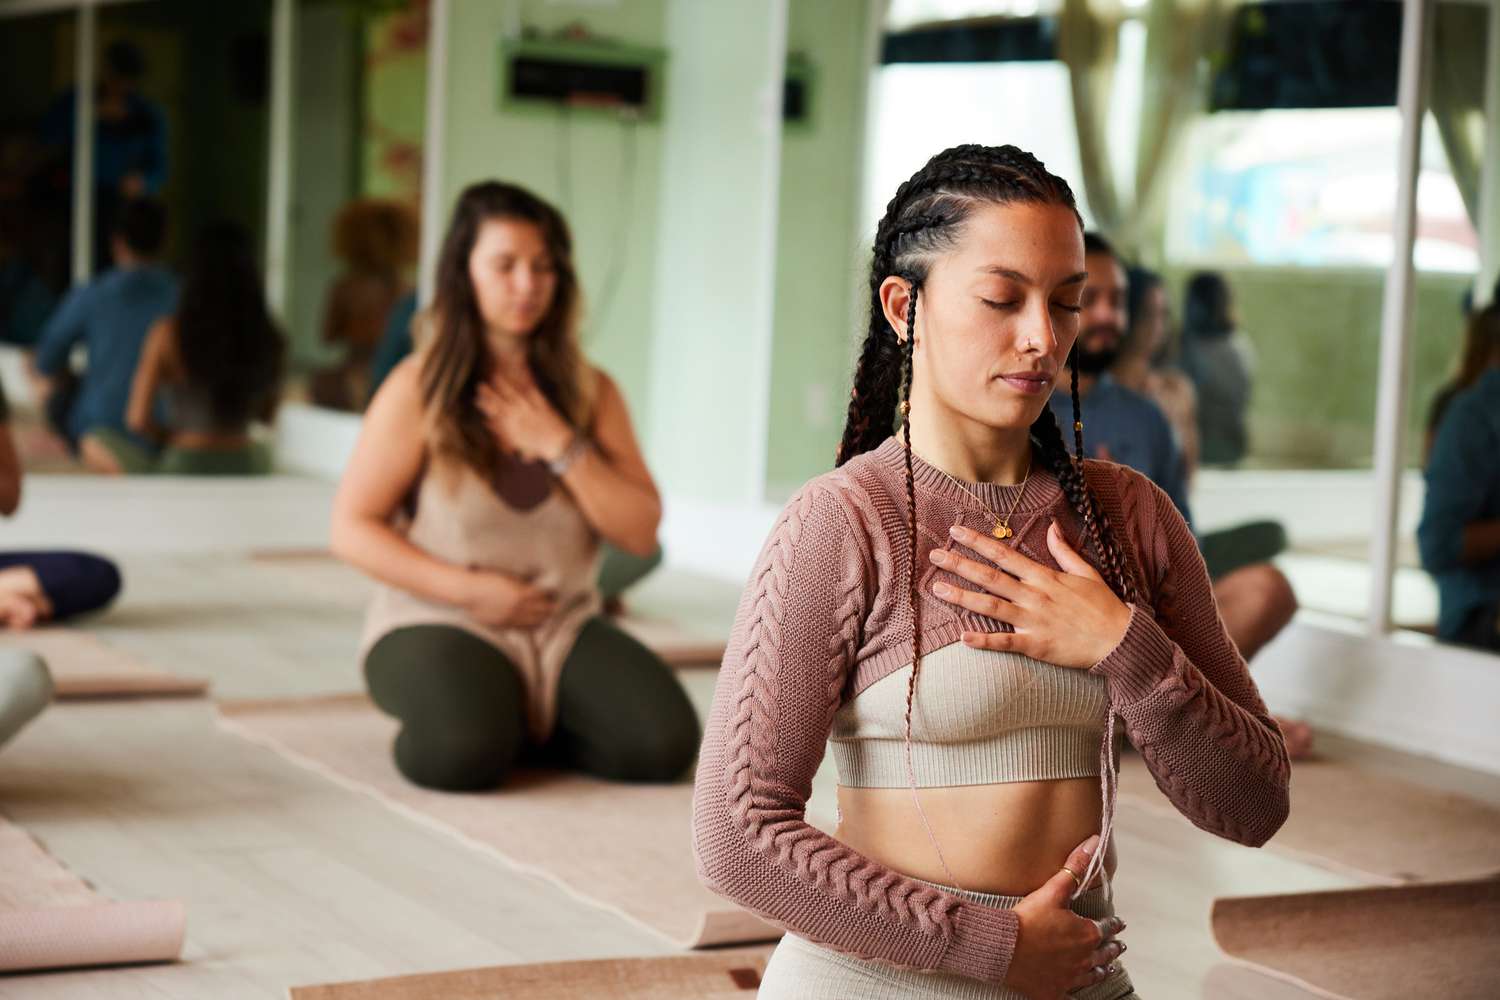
[364,617,701,792]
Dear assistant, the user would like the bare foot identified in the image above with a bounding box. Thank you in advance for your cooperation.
[0,567,52,628]
[0,592,43,629]
[1275,715,1315,760]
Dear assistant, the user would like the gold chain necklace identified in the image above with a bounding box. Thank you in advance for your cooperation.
[930,452,1033,540]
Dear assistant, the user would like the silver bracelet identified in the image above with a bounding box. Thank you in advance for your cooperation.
[548,435,590,477]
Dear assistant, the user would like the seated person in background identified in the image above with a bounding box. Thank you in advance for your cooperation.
[365,294,665,613]
[30,197,176,471]
[1180,270,1255,467]
[1114,266,1199,478]
[0,380,121,628]
[1418,304,1500,652]
[330,181,698,792]
[86,222,284,476]
[310,199,417,411]
[1051,234,1309,756]
[1425,296,1500,468]
[1046,238,1189,514]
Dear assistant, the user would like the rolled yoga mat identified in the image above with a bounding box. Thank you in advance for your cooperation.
[1210,878,1500,1000]
[0,814,185,973]
[0,629,208,700]
[290,948,773,1000]
[1117,752,1500,884]
[216,693,779,949]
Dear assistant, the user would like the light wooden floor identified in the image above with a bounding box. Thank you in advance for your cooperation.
[2,548,1497,998]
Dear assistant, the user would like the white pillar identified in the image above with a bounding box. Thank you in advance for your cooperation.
[71,0,96,285]
[417,0,451,308]
[1368,0,1432,635]
[264,0,295,318]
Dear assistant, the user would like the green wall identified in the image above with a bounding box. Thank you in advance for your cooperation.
[764,0,873,499]
[644,0,786,503]
[441,0,669,428]
[1162,267,1474,470]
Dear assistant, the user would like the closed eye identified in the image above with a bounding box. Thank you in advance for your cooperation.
[981,299,1018,311]
[1053,303,1083,314]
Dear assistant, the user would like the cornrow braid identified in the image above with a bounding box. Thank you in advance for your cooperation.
[1069,347,1087,463]
[895,282,966,888]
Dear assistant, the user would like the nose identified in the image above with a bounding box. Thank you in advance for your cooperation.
[512,268,536,296]
[1020,299,1060,355]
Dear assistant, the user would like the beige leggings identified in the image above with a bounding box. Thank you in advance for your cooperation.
[756,883,1138,1000]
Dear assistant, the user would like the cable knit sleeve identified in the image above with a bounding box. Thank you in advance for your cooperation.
[1089,471,1291,848]
[691,484,1021,983]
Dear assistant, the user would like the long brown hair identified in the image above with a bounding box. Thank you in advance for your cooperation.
[421,181,596,480]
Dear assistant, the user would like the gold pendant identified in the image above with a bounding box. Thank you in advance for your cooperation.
[993,524,1012,540]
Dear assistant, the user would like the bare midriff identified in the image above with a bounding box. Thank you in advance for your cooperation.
[834,777,1116,897]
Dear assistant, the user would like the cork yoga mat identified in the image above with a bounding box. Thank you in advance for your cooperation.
[290,948,774,1000]
[1211,878,1500,1000]
[248,550,727,667]
[1118,753,1500,884]
[0,629,208,700]
[216,694,779,949]
[0,814,185,973]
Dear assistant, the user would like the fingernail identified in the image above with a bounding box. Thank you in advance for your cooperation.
[929,549,948,564]
[1118,942,1128,955]
[932,582,950,596]
[1081,834,1100,855]
[949,525,969,539]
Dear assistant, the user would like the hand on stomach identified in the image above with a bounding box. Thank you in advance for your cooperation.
[833,777,1115,897]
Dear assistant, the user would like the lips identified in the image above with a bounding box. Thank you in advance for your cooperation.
[997,372,1052,394]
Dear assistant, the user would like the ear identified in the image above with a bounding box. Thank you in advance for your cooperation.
[878,276,915,344]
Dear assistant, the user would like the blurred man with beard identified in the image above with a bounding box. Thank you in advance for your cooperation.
[1051,233,1310,756]
[1048,233,1191,520]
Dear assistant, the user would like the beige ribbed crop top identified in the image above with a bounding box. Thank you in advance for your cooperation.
[830,641,1110,788]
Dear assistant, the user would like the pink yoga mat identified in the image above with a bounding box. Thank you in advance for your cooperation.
[0,816,185,973]
[0,629,208,700]
[0,900,186,973]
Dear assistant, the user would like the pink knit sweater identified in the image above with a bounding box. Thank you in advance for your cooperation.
[691,437,1290,985]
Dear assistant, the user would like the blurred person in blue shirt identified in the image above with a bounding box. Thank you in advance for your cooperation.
[31,197,176,471]
[1052,233,1308,753]
[1419,303,1500,652]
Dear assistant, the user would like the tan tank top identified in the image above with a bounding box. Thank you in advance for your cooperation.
[829,642,1111,788]
[359,454,602,741]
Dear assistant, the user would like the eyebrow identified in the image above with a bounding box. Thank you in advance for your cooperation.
[980,267,1090,287]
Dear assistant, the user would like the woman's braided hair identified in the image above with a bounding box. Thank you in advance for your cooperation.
[836,148,1141,854]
